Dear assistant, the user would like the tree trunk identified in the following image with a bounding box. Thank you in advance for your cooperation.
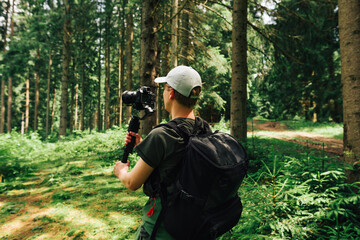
[7,76,12,133]
[7,0,15,133]
[81,39,86,131]
[0,80,5,133]
[125,8,134,124]
[161,5,171,121]
[230,0,248,142]
[51,88,56,134]
[75,83,79,130]
[21,113,24,134]
[59,0,71,138]
[97,19,102,132]
[140,0,160,134]
[25,77,30,133]
[0,0,10,133]
[34,48,40,131]
[118,4,125,125]
[70,78,75,133]
[180,0,190,65]
[170,0,178,68]
[338,0,360,183]
[104,0,112,130]
[45,49,52,138]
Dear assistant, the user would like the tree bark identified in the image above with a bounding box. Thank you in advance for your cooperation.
[0,0,10,133]
[59,0,71,138]
[34,48,40,131]
[70,81,75,133]
[25,77,30,133]
[140,0,160,134]
[180,0,190,65]
[170,0,178,68]
[70,60,75,133]
[118,3,125,126]
[104,0,112,130]
[125,8,134,124]
[0,79,5,133]
[161,4,171,121]
[75,83,79,130]
[81,38,86,131]
[51,88,56,134]
[7,76,12,133]
[45,49,52,138]
[21,113,24,134]
[97,19,102,132]
[7,0,15,133]
[230,0,248,142]
[338,0,360,183]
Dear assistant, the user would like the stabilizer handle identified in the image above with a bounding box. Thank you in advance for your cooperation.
[122,116,140,163]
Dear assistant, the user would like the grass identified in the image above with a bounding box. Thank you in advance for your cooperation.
[281,120,343,139]
[0,126,146,239]
[0,120,358,240]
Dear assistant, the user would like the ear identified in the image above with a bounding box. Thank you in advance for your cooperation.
[169,88,175,99]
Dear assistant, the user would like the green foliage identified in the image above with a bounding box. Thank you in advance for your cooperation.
[251,0,341,122]
[0,126,127,183]
[0,132,42,180]
[0,121,356,240]
[228,135,360,240]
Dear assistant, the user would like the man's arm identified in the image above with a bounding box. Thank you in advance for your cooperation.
[113,158,154,191]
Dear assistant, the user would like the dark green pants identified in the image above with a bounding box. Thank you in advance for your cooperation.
[134,197,174,240]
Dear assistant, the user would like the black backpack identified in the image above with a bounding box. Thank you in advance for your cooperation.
[151,117,248,240]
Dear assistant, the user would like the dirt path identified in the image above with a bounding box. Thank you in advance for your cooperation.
[248,121,343,156]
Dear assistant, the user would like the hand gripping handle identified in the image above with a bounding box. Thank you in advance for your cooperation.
[122,116,140,163]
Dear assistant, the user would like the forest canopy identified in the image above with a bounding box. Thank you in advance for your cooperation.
[0,0,342,138]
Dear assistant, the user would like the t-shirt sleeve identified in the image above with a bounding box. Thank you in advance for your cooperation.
[135,126,179,168]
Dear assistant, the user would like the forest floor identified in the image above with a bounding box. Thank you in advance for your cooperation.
[1,120,346,239]
[248,120,343,156]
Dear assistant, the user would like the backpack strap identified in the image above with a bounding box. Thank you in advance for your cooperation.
[157,117,212,142]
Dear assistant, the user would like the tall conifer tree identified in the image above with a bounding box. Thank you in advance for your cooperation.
[59,0,72,138]
[339,0,360,182]
[231,0,248,142]
[140,0,160,134]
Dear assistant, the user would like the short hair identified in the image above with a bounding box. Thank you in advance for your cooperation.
[173,86,201,108]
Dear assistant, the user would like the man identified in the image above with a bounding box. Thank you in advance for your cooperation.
[113,65,210,239]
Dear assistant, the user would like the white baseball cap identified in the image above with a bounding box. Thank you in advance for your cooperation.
[155,65,202,97]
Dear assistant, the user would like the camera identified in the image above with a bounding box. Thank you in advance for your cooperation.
[121,86,156,163]
[122,86,156,116]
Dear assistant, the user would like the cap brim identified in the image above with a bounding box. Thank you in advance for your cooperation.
[154,77,167,83]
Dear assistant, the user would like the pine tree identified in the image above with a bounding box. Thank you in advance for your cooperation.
[140,0,160,134]
[59,0,72,138]
[231,0,248,142]
[339,0,360,182]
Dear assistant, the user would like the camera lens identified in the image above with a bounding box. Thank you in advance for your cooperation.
[122,91,137,105]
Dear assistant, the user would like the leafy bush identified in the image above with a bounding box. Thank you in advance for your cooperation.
[224,136,360,240]
[0,127,127,182]
[0,133,41,181]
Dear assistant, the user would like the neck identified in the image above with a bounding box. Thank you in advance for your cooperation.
[169,101,195,120]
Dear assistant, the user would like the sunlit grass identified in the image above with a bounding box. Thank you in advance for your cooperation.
[282,120,343,139]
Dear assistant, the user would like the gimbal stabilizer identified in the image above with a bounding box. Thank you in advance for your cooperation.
[121,86,156,163]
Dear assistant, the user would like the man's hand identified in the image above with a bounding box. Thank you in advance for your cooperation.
[113,158,154,191]
[113,160,129,179]
[124,132,142,147]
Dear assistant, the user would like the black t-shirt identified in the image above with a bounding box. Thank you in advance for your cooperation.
[135,118,194,182]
